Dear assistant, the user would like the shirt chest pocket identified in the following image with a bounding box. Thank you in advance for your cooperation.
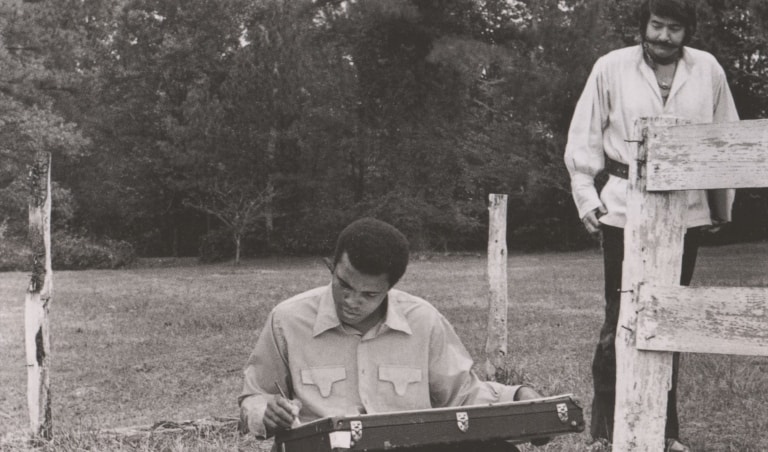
[378,365,422,396]
[301,366,346,398]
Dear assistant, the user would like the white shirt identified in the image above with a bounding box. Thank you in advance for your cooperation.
[564,45,739,228]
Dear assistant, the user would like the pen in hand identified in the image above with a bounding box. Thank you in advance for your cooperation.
[276,381,301,428]
[275,381,288,398]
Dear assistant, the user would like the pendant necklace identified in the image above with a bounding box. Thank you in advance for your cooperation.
[643,43,679,92]
[655,61,677,91]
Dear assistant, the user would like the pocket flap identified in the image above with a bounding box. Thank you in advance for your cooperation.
[301,366,346,397]
[378,365,422,396]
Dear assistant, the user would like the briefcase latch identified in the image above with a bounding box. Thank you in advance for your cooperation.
[350,420,363,442]
[456,411,469,433]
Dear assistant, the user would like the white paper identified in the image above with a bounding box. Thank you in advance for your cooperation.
[328,431,352,448]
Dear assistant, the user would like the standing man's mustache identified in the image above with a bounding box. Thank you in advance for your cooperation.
[644,38,679,49]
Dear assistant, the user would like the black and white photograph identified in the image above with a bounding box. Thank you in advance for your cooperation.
[1,1,767,451]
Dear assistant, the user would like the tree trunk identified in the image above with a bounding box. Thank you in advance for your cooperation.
[234,233,241,265]
[25,151,53,439]
[265,180,274,252]
[172,226,179,258]
[265,127,278,251]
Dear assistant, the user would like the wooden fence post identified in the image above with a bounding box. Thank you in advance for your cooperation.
[613,117,768,449]
[25,151,53,439]
[484,193,509,382]
[613,117,689,451]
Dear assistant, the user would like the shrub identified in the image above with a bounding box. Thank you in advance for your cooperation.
[0,234,136,272]
[198,228,235,263]
[52,232,136,270]
[0,238,32,272]
[197,228,267,263]
[275,209,355,255]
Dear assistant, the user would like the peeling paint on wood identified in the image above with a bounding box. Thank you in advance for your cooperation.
[614,116,768,449]
[613,117,688,452]
[484,194,509,382]
[646,119,768,190]
[637,285,768,356]
[24,151,53,440]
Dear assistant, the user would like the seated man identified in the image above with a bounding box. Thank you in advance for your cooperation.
[239,217,546,450]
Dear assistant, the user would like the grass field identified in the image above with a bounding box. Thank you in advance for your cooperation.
[1,242,767,451]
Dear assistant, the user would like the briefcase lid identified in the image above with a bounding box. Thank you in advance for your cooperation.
[276,394,583,443]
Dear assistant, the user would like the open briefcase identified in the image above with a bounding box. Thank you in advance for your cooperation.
[275,394,584,451]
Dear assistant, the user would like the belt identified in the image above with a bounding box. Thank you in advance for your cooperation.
[605,156,629,179]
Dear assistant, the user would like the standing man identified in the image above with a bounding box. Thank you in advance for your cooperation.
[239,217,547,451]
[564,0,738,450]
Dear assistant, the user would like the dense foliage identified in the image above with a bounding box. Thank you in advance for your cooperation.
[1,0,766,263]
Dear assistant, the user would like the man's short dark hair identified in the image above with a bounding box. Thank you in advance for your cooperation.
[332,217,409,287]
[639,0,697,45]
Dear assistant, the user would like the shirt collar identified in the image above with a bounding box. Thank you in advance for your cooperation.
[312,284,413,337]
[636,45,692,102]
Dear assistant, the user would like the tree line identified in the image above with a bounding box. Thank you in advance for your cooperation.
[0,0,766,266]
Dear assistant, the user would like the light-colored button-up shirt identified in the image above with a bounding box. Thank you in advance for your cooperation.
[564,45,739,228]
[238,284,521,438]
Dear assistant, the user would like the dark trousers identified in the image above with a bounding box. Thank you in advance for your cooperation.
[591,225,701,442]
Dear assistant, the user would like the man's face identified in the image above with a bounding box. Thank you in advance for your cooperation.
[331,252,390,328]
[644,13,686,60]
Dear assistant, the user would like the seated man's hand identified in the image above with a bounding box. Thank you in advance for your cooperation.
[512,386,542,402]
[264,395,302,435]
[513,386,552,447]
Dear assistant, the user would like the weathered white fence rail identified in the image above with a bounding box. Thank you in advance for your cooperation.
[637,284,768,356]
[646,118,768,190]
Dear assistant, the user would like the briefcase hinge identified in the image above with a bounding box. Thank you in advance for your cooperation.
[456,411,469,433]
[350,420,363,442]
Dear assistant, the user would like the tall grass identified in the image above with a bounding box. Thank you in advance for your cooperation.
[1,242,766,451]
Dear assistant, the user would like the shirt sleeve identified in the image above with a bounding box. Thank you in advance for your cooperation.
[708,65,740,222]
[564,58,610,220]
[238,310,290,439]
[427,313,520,408]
